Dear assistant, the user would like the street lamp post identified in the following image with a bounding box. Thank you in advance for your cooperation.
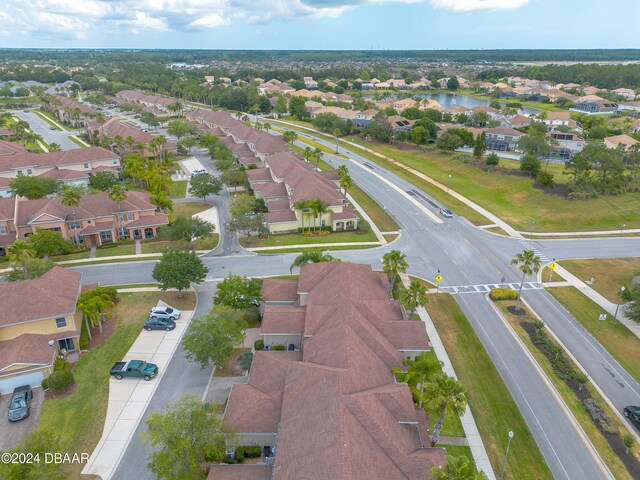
[614,285,626,319]
[530,220,536,237]
[499,431,515,480]
[447,174,451,193]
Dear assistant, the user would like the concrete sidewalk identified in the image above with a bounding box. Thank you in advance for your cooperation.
[399,273,496,479]
[248,241,381,252]
[82,302,195,480]
[544,265,640,337]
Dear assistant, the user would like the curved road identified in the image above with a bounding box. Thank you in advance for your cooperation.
[74,126,640,480]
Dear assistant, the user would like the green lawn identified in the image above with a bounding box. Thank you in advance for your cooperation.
[37,292,195,478]
[350,138,640,232]
[425,293,553,480]
[173,201,211,217]
[273,125,347,158]
[559,258,640,303]
[547,287,640,384]
[273,119,640,232]
[68,135,89,147]
[141,234,219,254]
[95,244,136,257]
[51,250,92,262]
[442,445,475,466]
[170,180,188,199]
[497,299,640,478]
[240,229,378,248]
[256,244,379,255]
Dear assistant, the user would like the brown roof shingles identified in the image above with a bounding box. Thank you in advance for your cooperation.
[262,279,299,302]
[0,267,81,327]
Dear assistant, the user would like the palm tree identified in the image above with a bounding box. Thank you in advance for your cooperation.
[6,240,35,280]
[510,249,542,311]
[432,455,489,480]
[303,146,313,163]
[150,191,173,214]
[333,128,341,153]
[109,184,128,238]
[124,135,136,154]
[394,352,442,409]
[60,185,83,246]
[336,165,349,179]
[48,143,61,152]
[313,147,323,171]
[154,135,168,164]
[382,250,409,297]
[293,200,313,234]
[78,290,115,335]
[289,250,340,273]
[263,122,271,133]
[339,173,353,197]
[424,374,468,446]
[400,280,428,320]
[283,130,298,145]
[314,200,331,232]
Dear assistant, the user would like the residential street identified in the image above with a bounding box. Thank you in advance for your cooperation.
[71,126,640,480]
[11,110,80,150]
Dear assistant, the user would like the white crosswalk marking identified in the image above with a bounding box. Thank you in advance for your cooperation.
[440,282,544,295]
[517,240,550,262]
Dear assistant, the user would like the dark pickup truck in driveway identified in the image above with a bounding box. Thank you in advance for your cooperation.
[110,360,158,381]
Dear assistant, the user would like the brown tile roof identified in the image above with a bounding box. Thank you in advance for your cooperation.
[101,118,155,144]
[0,147,117,171]
[0,197,15,220]
[0,140,25,156]
[0,231,16,247]
[16,190,156,226]
[331,206,358,220]
[262,279,299,302]
[0,332,73,372]
[265,198,290,211]
[0,267,81,327]
[124,213,169,228]
[265,210,297,223]
[253,182,288,199]
[261,306,306,334]
[486,126,525,137]
[318,170,340,181]
[39,168,89,181]
[207,464,272,480]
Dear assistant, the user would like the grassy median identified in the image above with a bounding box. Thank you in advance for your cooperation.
[425,293,553,480]
[559,258,640,303]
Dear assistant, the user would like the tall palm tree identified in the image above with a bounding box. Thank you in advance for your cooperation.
[336,165,349,179]
[382,250,409,297]
[303,146,313,163]
[150,191,173,214]
[48,143,62,152]
[263,122,271,133]
[314,200,331,232]
[109,184,128,238]
[293,200,313,234]
[283,130,298,145]
[289,250,340,273]
[424,374,468,446]
[400,279,428,320]
[339,173,353,197]
[510,249,542,311]
[313,147,323,171]
[113,134,124,154]
[7,240,35,280]
[60,185,83,246]
[124,135,136,154]
[394,352,442,409]
[333,128,341,153]
[154,135,168,164]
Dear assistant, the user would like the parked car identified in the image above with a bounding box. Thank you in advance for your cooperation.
[8,385,32,422]
[49,126,56,130]
[191,169,207,176]
[624,406,640,430]
[440,208,454,218]
[110,360,158,381]
[22,110,29,113]
[149,306,181,320]
[144,318,176,331]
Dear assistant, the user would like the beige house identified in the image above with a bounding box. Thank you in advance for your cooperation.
[247,151,358,234]
[0,191,167,255]
[210,263,443,480]
[0,267,82,393]
[604,134,638,151]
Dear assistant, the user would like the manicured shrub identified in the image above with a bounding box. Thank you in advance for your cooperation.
[41,378,49,390]
[489,288,518,300]
[244,446,261,458]
[254,339,264,351]
[80,320,90,350]
[485,153,500,166]
[520,154,541,176]
[46,370,74,392]
[271,345,286,351]
[537,171,555,187]
[54,358,70,372]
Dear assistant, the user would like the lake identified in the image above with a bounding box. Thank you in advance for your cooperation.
[417,93,541,115]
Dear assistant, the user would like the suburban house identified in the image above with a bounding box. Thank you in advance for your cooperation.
[115,90,182,116]
[0,139,25,157]
[611,88,637,101]
[604,134,639,151]
[503,114,532,129]
[353,109,378,129]
[247,151,359,234]
[546,131,585,160]
[88,118,177,157]
[387,115,415,133]
[303,77,318,90]
[209,262,445,480]
[0,267,82,393]
[0,190,168,255]
[0,147,121,197]
[304,100,323,115]
[51,94,97,127]
[485,127,525,152]
[571,99,618,114]
[309,106,357,122]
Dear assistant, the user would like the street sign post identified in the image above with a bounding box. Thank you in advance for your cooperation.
[598,314,607,321]
[548,259,557,282]
[435,271,442,293]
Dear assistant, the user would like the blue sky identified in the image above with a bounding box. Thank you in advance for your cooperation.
[1,0,639,50]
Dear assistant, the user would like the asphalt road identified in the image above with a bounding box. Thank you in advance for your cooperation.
[12,110,80,150]
[73,123,640,480]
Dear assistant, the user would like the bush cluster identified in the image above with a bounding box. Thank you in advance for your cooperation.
[234,446,262,461]
[583,398,617,434]
[46,370,75,392]
[271,345,286,351]
[530,329,575,381]
[254,339,264,351]
[489,288,518,300]
[239,352,253,371]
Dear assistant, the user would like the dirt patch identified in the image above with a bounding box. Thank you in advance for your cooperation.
[44,382,78,401]
[214,348,250,377]
[86,317,117,352]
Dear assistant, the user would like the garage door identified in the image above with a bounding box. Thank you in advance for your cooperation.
[0,372,44,395]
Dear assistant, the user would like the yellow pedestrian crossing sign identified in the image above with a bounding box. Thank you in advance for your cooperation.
[549,262,557,271]
[435,274,442,284]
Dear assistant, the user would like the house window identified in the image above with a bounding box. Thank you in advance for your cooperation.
[127,213,134,221]
[27,169,33,175]
[69,221,81,229]
[117,213,124,222]
[55,317,67,328]
[112,159,118,165]
[100,231,113,242]
[118,227,128,238]
[73,235,84,245]
[0,226,6,234]
[16,170,23,175]
[83,163,90,169]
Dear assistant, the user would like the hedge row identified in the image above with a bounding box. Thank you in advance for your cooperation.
[489,288,518,300]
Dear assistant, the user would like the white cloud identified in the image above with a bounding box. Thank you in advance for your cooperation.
[30,0,113,18]
[30,11,90,39]
[429,0,530,12]
[130,11,169,30]
[188,13,230,29]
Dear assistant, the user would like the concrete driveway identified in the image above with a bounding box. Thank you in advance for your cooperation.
[0,387,44,451]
